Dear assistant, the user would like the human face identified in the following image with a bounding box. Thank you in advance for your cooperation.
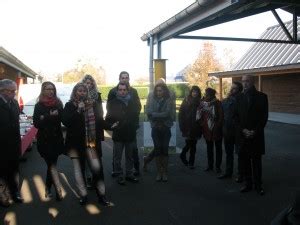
[191,90,199,98]
[119,73,129,84]
[117,84,128,97]
[43,84,55,98]
[229,83,239,96]
[84,79,93,90]
[2,84,17,100]
[156,86,164,99]
[242,75,254,92]
[76,86,87,99]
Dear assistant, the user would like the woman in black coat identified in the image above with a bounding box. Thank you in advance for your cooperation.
[33,81,64,201]
[178,86,202,169]
[62,82,111,206]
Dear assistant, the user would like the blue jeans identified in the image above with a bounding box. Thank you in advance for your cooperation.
[151,126,171,156]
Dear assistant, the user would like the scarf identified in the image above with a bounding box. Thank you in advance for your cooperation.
[84,105,96,148]
[40,96,59,107]
[197,98,217,131]
[116,93,131,106]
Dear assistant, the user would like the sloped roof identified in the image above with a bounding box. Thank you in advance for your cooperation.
[0,46,37,79]
[233,19,300,70]
[210,19,300,78]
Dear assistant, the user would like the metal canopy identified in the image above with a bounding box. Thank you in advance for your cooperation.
[141,0,300,45]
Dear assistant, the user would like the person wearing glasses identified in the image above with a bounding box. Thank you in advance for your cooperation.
[0,79,23,207]
[33,81,64,201]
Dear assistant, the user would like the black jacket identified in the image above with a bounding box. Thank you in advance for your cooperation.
[33,102,64,160]
[0,97,21,161]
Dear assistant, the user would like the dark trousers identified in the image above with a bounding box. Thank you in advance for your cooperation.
[206,140,222,169]
[132,139,140,171]
[151,126,171,156]
[0,160,20,196]
[224,138,235,175]
[240,151,262,188]
[182,139,198,166]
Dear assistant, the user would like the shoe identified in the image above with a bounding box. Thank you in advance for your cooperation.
[125,176,139,183]
[162,173,168,182]
[12,192,23,203]
[188,164,195,170]
[133,170,140,176]
[56,191,63,201]
[256,187,265,196]
[240,185,252,193]
[235,176,244,183]
[117,176,126,185]
[98,196,112,206]
[179,153,188,166]
[216,168,221,173]
[45,188,53,198]
[156,174,162,182]
[218,173,232,179]
[204,167,213,172]
[79,196,88,205]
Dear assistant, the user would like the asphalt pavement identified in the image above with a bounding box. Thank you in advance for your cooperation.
[1,121,300,225]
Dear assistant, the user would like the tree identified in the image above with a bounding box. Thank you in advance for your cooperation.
[185,42,223,92]
[62,59,106,84]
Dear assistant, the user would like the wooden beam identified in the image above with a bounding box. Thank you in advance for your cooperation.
[219,77,223,100]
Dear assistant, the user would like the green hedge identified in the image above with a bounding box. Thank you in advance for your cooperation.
[98,83,190,100]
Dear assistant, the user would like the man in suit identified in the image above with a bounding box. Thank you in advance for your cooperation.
[107,71,141,176]
[236,75,268,195]
[0,79,23,206]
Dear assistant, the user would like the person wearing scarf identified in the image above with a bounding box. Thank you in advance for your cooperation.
[62,82,111,206]
[81,74,104,189]
[33,81,64,201]
[178,85,202,169]
[198,87,224,173]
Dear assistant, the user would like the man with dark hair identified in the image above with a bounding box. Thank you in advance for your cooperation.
[107,71,141,176]
[218,81,243,179]
[0,79,23,207]
[236,75,268,195]
[106,82,140,185]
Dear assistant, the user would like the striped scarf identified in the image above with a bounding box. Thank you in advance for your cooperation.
[84,106,96,148]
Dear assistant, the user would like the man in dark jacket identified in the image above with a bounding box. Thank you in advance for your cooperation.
[236,75,268,195]
[106,82,140,185]
[0,79,23,206]
[218,81,243,179]
[107,71,141,176]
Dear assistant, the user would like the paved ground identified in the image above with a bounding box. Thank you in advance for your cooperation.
[1,121,300,225]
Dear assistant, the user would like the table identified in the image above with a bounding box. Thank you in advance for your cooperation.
[21,126,37,155]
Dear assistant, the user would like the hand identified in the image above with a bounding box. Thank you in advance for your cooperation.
[77,102,85,113]
[111,121,119,129]
[243,129,254,139]
[50,109,58,116]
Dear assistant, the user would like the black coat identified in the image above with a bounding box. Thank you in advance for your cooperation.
[178,96,202,139]
[33,102,64,160]
[62,93,108,158]
[106,97,139,142]
[236,87,268,155]
[0,98,21,161]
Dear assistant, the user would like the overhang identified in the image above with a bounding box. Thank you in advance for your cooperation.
[141,0,300,45]
[0,46,37,79]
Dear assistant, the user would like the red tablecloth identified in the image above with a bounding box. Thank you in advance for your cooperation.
[21,126,37,155]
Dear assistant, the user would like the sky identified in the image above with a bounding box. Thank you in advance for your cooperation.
[0,0,292,84]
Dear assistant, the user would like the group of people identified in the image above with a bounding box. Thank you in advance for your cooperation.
[178,75,268,196]
[0,72,268,209]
